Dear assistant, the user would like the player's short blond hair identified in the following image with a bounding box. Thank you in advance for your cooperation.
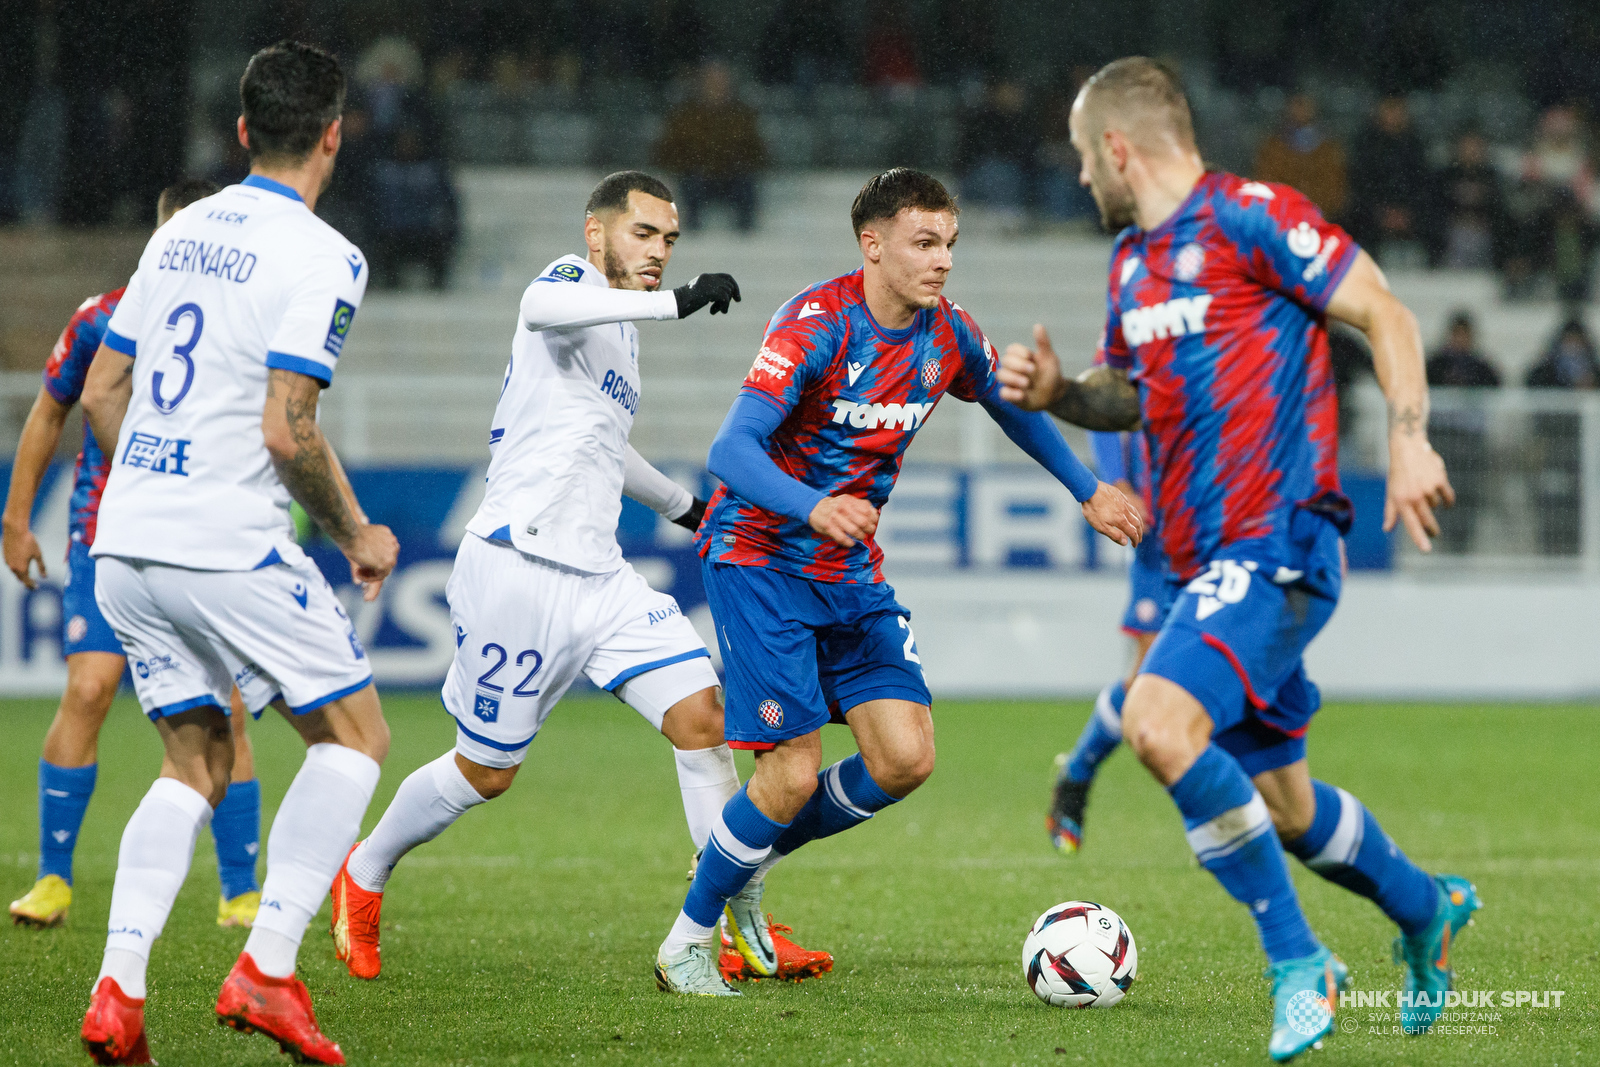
[1078,57,1196,155]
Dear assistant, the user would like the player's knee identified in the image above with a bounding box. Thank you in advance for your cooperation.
[869,739,936,798]
[661,688,725,750]
[470,765,518,800]
[1269,803,1314,843]
[64,671,118,716]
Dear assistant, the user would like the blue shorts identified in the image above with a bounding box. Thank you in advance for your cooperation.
[704,561,931,750]
[63,541,124,657]
[1139,511,1342,762]
[1121,535,1175,635]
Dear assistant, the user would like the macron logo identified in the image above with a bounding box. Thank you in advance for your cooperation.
[1122,294,1213,347]
[847,361,866,386]
[831,400,931,431]
[797,301,827,320]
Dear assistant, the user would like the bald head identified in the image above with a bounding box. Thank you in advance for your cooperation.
[1075,57,1195,156]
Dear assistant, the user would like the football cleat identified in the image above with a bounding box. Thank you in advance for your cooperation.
[81,977,154,1065]
[1047,763,1091,855]
[723,879,777,978]
[10,873,71,927]
[1266,946,1349,1062]
[217,890,261,929]
[719,918,834,982]
[1394,875,1482,1034]
[329,845,382,979]
[215,952,345,1065]
[655,942,741,996]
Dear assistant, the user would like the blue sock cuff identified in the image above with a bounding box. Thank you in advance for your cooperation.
[41,760,97,792]
[836,754,897,812]
[1107,678,1127,712]
[721,785,789,849]
[1168,746,1254,830]
[216,778,261,810]
[1285,779,1343,859]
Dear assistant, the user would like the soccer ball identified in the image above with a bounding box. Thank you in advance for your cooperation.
[1022,900,1138,1008]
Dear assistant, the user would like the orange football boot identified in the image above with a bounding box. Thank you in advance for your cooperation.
[718,917,834,982]
[81,977,154,1065]
[329,845,382,979]
[215,952,344,1065]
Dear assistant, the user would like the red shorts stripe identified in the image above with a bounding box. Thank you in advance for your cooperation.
[1199,632,1269,711]
[727,739,777,752]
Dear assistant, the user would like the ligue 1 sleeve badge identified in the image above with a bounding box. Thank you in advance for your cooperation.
[758,699,784,727]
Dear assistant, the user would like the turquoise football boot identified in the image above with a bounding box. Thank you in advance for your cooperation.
[1267,946,1350,1062]
[1395,874,1482,1033]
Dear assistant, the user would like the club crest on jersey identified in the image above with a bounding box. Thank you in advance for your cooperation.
[751,346,795,382]
[831,399,931,431]
[758,699,783,727]
[1121,294,1214,346]
[551,262,584,281]
[1286,222,1321,259]
[1173,243,1206,282]
[921,357,942,389]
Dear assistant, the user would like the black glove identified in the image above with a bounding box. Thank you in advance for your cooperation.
[672,496,709,532]
[673,273,741,318]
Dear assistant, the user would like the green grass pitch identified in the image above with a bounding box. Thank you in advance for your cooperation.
[0,694,1595,1065]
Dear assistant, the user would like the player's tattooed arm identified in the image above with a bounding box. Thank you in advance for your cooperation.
[998,325,1141,431]
[1047,365,1141,432]
[265,369,357,544]
[263,370,398,598]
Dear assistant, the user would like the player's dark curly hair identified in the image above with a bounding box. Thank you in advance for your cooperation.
[240,40,346,163]
[850,168,958,237]
[157,178,220,225]
[586,171,676,216]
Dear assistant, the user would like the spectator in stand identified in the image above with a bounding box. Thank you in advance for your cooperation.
[370,123,461,290]
[861,0,922,89]
[1538,189,1600,302]
[1350,95,1430,266]
[1253,93,1347,221]
[756,0,847,90]
[1038,68,1099,224]
[1521,105,1596,212]
[1524,318,1600,555]
[954,79,1038,230]
[1432,130,1510,271]
[654,60,767,232]
[1425,311,1501,553]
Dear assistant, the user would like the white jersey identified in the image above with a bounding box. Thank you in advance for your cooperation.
[465,254,679,573]
[93,175,367,571]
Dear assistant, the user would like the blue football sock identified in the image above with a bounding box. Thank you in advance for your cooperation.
[38,760,96,885]
[1169,746,1320,964]
[681,785,790,927]
[1284,780,1439,936]
[770,753,898,858]
[1065,680,1125,782]
[212,779,262,900]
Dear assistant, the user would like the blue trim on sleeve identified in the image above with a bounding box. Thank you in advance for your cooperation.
[103,328,137,356]
[288,676,373,715]
[601,648,712,693]
[265,351,333,384]
[450,709,537,752]
[241,174,305,203]
[145,694,226,722]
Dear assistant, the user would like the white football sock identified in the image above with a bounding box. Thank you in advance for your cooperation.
[348,751,486,893]
[246,743,380,978]
[673,745,739,851]
[661,910,719,957]
[98,777,213,998]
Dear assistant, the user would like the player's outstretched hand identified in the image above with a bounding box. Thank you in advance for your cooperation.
[1384,435,1455,552]
[674,273,742,318]
[1082,481,1144,548]
[809,494,879,548]
[2,522,45,589]
[345,522,400,601]
[997,324,1065,412]
[672,496,709,533]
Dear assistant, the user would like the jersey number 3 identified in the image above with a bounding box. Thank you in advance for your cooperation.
[153,302,202,414]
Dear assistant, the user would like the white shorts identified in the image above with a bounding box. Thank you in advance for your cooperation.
[444,534,718,768]
[94,554,372,721]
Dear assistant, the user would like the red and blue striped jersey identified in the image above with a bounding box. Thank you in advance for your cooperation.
[42,288,123,548]
[696,269,1001,582]
[1101,172,1357,582]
